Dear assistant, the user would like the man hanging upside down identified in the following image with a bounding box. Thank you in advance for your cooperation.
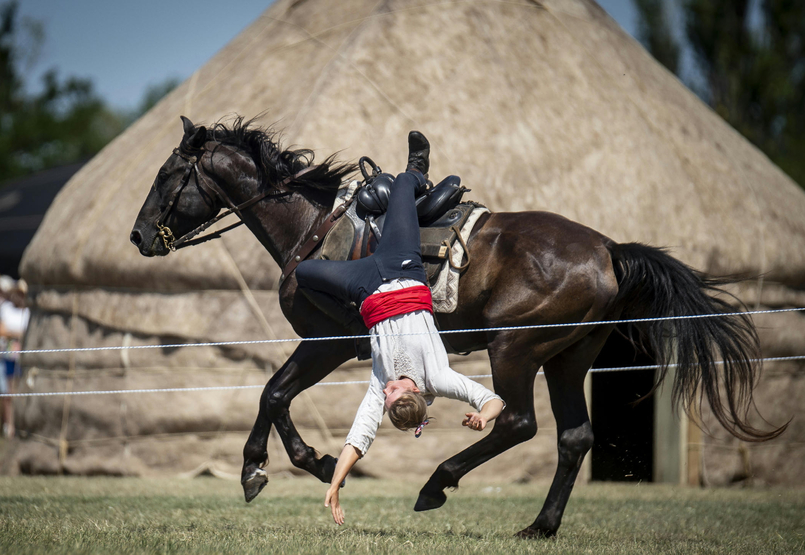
[295,132,504,525]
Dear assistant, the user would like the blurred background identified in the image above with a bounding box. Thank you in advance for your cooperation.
[3,1,803,274]
[0,0,803,488]
[3,1,804,276]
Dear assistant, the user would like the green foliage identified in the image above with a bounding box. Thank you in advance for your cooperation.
[0,0,183,186]
[633,0,805,189]
[0,1,179,186]
[0,1,127,184]
[633,0,680,74]
[0,477,803,554]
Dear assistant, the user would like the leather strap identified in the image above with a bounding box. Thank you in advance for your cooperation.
[280,198,352,283]
[170,163,317,250]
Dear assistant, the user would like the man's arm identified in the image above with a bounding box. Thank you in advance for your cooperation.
[424,353,505,430]
[343,372,385,456]
[427,362,504,417]
[325,372,384,525]
[324,444,361,525]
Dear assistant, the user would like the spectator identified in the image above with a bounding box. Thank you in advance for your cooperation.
[1,277,29,439]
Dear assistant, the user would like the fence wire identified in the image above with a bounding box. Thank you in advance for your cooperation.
[13,307,805,356]
[2,355,803,398]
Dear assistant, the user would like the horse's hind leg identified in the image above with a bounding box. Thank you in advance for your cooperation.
[517,324,614,539]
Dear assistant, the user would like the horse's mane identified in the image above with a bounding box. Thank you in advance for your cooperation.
[184,116,358,194]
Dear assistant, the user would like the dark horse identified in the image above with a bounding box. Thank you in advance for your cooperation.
[131,117,785,538]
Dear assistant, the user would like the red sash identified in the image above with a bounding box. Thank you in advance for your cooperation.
[360,285,433,329]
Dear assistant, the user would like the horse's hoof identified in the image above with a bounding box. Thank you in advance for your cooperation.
[515,526,556,539]
[319,454,340,485]
[242,468,268,503]
[414,489,447,511]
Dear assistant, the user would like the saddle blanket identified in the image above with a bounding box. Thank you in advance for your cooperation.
[333,181,489,314]
[430,205,488,313]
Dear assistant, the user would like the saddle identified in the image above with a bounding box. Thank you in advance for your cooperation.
[320,168,480,286]
[276,165,484,360]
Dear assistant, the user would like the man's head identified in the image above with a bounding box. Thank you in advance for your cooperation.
[384,378,428,431]
[387,391,428,431]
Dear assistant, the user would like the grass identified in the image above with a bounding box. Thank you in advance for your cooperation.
[0,476,803,554]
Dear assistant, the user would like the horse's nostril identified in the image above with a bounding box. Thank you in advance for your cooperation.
[130,230,143,246]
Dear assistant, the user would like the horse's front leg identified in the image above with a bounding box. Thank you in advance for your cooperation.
[241,338,354,502]
[414,380,539,511]
[414,330,543,512]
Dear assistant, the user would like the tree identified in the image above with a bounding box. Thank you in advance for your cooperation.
[633,0,680,75]
[633,0,805,189]
[0,1,125,184]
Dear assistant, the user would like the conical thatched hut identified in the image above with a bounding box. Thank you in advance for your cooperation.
[7,0,804,486]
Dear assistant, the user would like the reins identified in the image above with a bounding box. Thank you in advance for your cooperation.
[155,147,317,251]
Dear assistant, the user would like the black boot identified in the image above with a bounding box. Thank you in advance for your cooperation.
[406,131,430,191]
[299,288,372,360]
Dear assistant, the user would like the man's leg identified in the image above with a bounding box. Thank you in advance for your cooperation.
[295,130,431,349]
[372,130,430,265]
[373,171,427,263]
[296,257,376,358]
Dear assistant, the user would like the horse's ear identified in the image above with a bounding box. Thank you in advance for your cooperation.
[180,116,195,136]
[180,116,207,149]
[186,126,207,149]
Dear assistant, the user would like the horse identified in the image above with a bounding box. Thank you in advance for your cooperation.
[130,116,785,538]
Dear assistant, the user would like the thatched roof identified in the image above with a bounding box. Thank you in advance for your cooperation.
[11,0,805,483]
[20,0,805,290]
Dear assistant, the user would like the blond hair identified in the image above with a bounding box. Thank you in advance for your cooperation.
[387,391,428,431]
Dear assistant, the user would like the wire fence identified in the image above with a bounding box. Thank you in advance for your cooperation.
[13,307,805,356]
[4,349,804,399]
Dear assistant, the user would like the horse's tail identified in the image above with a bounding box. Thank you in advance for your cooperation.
[607,241,787,442]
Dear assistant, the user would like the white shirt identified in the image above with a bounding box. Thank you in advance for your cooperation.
[0,301,29,336]
[344,279,502,456]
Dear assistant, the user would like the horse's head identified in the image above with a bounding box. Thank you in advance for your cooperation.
[131,115,358,262]
[130,116,222,256]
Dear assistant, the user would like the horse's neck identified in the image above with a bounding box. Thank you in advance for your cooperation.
[245,191,334,270]
[208,142,337,270]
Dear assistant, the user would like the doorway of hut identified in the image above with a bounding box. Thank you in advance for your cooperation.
[589,330,656,483]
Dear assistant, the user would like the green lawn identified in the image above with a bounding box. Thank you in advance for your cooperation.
[0,476,802,554]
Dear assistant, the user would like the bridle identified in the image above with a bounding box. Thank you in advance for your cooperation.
[154,146,316,251]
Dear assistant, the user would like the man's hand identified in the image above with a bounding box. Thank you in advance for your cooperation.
[325,485,344,525]
[464,399,504,431]
[324,444,361,525]
[462,412,488,431]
